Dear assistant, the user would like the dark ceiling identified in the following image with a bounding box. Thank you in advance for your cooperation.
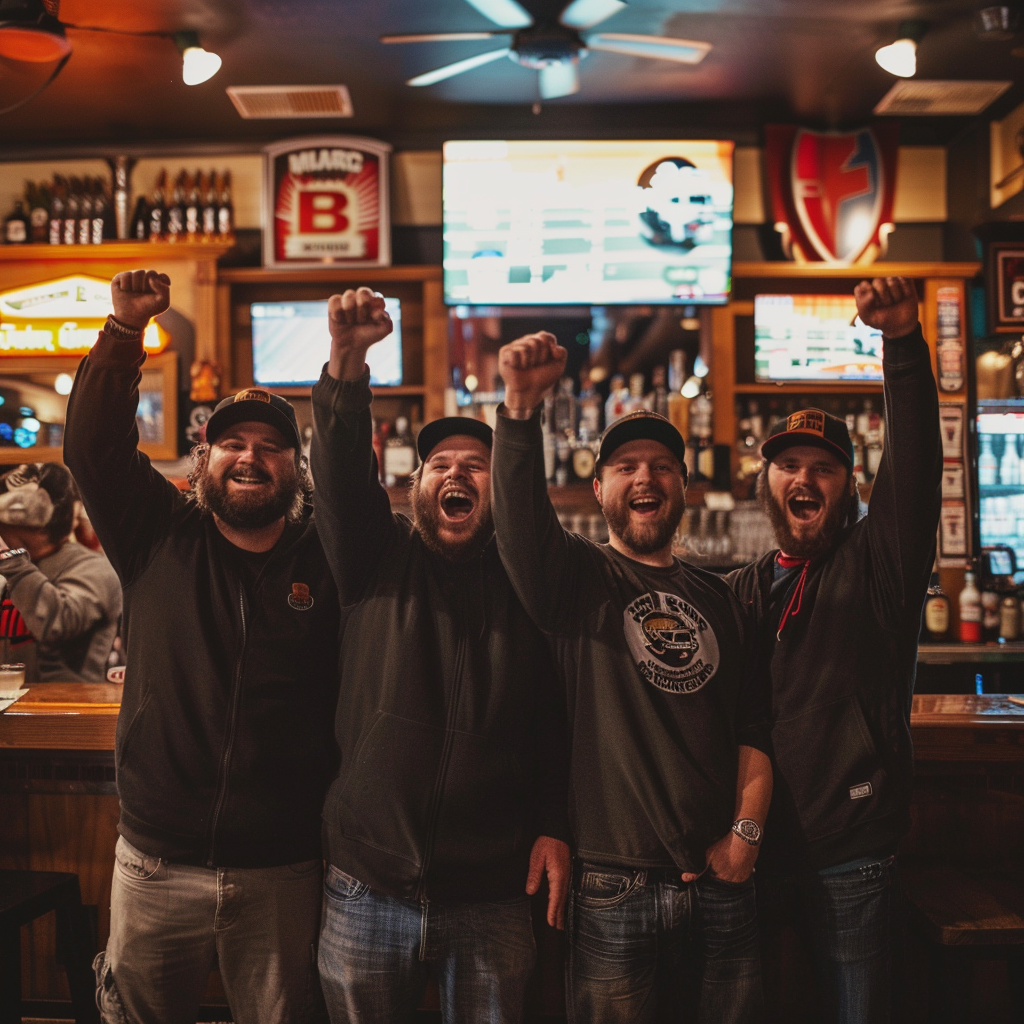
[1,0,1023,154]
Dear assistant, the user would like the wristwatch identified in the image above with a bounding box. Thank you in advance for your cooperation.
[732,819,762,846]
[0,547,29,562]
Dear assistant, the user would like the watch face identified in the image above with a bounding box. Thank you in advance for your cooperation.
[734,819,760,843]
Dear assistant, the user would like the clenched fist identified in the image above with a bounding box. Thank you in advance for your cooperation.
[499,332,567,420]
[111,270,171,330]
[326,287,393,381]
[854,277,919,339]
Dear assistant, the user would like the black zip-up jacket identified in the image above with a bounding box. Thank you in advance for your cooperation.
[727,325,941,870]
[310,370,569,904]
[64,330,341,868]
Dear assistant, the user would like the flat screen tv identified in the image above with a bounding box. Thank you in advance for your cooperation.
[443,140,734,306]
[754,294,884,383]
[251,298,402,387]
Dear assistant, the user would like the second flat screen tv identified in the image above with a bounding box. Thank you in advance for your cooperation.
[443,140,734,306]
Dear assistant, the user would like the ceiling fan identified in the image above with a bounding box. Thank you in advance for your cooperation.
[381,0,712,100]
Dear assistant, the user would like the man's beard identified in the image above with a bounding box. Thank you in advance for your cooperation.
[193,457,301,530]
[602,488,685,556]
[759,472,851,561]
[411,479,494,562]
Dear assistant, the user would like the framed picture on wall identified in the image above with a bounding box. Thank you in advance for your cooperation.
[986,243,1024,333]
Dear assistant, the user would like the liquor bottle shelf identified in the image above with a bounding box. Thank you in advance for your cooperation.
[0,240,234,260]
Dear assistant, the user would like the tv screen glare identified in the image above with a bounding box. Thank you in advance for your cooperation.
[754,294,884,383]
[443,140,734,306]
[251,298,402,387]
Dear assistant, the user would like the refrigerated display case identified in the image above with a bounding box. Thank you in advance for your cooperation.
[976,399,1024,570]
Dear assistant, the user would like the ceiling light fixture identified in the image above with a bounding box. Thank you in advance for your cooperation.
[875,20,926,78]
[175,31,222,86]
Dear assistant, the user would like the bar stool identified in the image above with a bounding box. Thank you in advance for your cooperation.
[0,870,99,1024]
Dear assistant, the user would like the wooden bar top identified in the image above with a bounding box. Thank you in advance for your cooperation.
[0,683,120,751]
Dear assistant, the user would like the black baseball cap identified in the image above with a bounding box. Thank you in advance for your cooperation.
[596,411,687,472]
[416,416,494,462]
[761,408,854,469]
[204,387,301,450]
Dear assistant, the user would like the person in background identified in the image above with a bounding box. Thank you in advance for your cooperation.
[493,332,772,1024]
[65,269,341,1024]
[0,462,121,681]
[727,277,942,1024]
[311,287,570,1024]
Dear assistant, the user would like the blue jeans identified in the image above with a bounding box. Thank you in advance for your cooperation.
[758,853,896,1024]
[318,864,536,1024]
[567,862,763,1024]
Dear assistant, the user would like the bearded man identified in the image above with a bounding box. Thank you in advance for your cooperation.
[492,332,772,1024]
[727,277,942,1024]
[65,269,341,1024]
[310,287,569,1024]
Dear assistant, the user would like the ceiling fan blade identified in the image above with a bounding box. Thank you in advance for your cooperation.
[539,60,579,98]
[462,0,532,29]
[381,32,505,44]
[585,32,711,64]
[407,48,512,87]
[560,0,626,30]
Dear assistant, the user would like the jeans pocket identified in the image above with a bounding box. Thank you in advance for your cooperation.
[576,868,640,909]
[324,864,370,902]
[113,836,163,881]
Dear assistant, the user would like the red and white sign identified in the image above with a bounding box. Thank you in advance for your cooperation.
[765,125,899,265]
[263,136,391,269]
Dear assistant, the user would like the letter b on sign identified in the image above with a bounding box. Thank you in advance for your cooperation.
[299,191,349,233]
[1012,280,1024,307]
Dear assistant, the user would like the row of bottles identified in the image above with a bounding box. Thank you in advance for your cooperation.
[924,567,1024,643]
[734,394,886,498]
[4,176,112,245]
[978,433,1024,488]
[131,169,234,242]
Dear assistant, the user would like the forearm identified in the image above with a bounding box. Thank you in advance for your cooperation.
[1,561,103,643]
[734,745,772,827]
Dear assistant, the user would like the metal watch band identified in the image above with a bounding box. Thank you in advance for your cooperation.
[104,315,144,340]
[0,547,29,562]
[732,818,762,846]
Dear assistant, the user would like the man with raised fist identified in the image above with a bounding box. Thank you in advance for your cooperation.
[492,332,772,1024]
[65,270,341,1024]
[310,286,569,1024]
[728,277,942,1023]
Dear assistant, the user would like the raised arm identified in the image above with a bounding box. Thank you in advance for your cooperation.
[854,277,942,622]
[64,270,181,586]
[310,287,398,603]
[493,332,593,631]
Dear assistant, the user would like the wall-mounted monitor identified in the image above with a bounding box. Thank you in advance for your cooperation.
[754,294,884,382]
[251,298,403,387]
[443,140,734,306]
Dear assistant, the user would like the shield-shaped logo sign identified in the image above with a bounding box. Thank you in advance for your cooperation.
[765,125,899,265]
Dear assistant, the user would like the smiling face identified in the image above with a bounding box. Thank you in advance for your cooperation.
[595,438,686,562]
[194,421,300,530]
[764,444,856,559]
[412,435,493,562]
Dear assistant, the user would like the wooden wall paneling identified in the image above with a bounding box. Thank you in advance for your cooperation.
[422,277,448,423]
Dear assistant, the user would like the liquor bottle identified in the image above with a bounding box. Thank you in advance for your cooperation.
[91,180,109,244]
[77,177,93,245]
[978,434,998,486]
[999,434,1020,486]
[605,375,628,428]
[981,584,1001,641]
[624,374,646,415]
[48,177,65,244]
[999,593,1021,641]
[63,177,80,245]
[864,426,883,481]
[578,369,602,441]
[202,171,218,237]
[958,571,982,643]
[542,394,557,482]
[29,183,49,243]
[217,169,234,239]
[667,350,690,443]
[383,416,417,487]
[690,386,714,483]
[149,170,167,241]
[166,171,186,241]
[131,196,149,240]
[923,571,950,641]
[553,377,576,438]
[185,171,201,237]
[3,199,28,244]
[646,365,669,417]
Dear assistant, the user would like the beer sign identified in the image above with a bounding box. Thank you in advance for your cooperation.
[988,244,1024,333]
[263,136,391,269]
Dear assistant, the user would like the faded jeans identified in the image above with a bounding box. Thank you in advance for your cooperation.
[567,862,763,1024]
[95,835,324,1024]
[758,853,897,1024]
[318,864,536,1024]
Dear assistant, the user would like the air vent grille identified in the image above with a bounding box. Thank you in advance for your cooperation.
[226,85,353,119]
[874,80,1011,116]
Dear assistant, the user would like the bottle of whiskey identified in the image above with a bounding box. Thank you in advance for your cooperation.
[91,179,109,244]
[131,195,149,240]
[3,199,28,244]
[48,177,65,244]
[166,171,186,241]
[29,182,49,243]
[217,169,234,239]
[63,177,81,245]
[202,171,218,237]
[185,171,201,237]
[383,416,417,487]
[77,177,94,245]
[149,170,167,241]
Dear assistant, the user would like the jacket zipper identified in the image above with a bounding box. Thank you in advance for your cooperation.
[413,597,468,902]
[206,586,248,867]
